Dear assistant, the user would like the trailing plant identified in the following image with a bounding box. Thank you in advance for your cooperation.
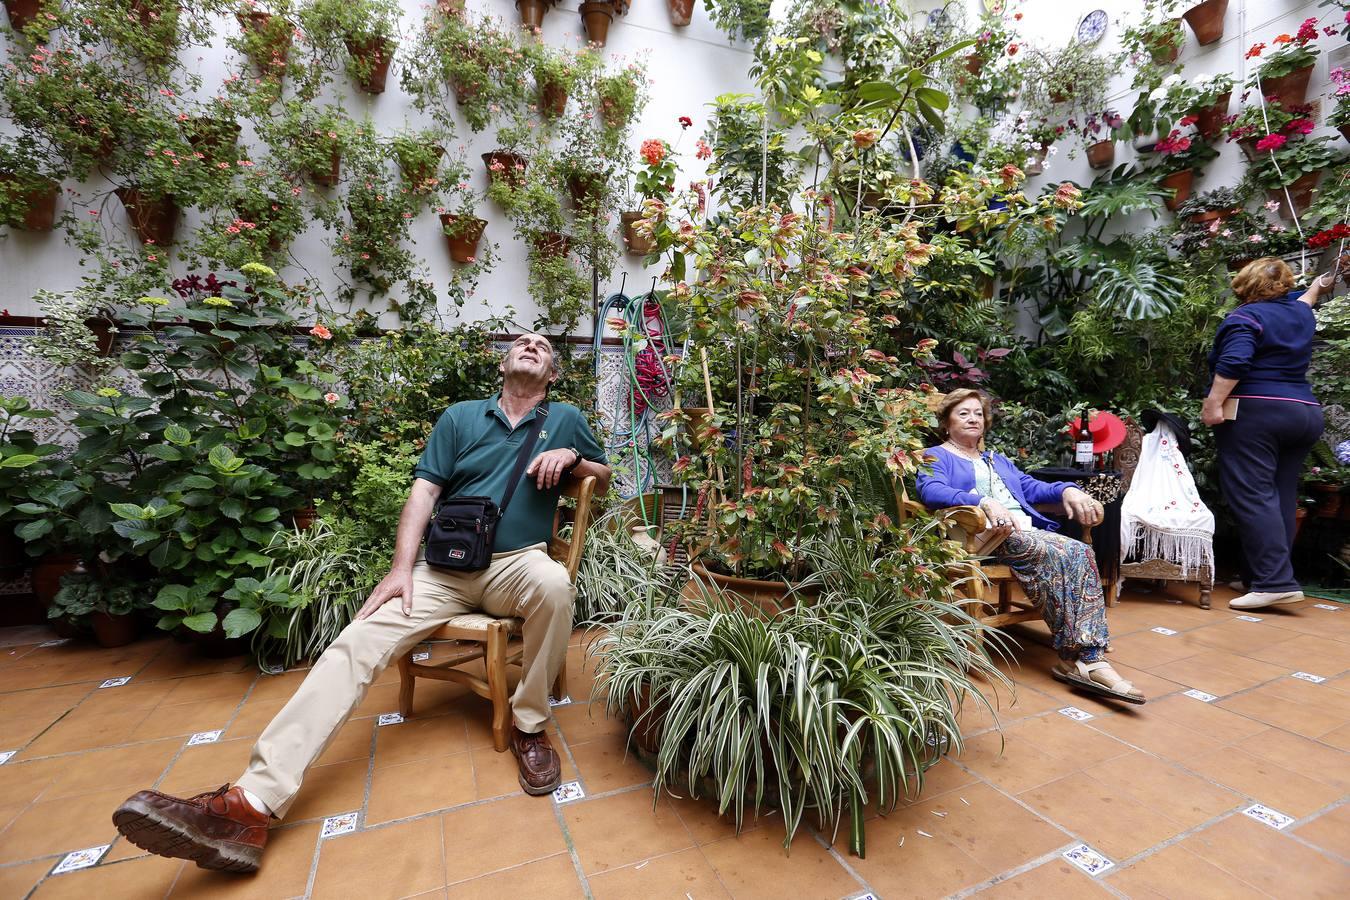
[702,0,773,46]
[299,0,400,90]
[1119,1,1185,92]
[1248,135,1342,190]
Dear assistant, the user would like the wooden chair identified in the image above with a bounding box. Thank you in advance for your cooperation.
[1113,417,1214,609]
[396,475,597,752]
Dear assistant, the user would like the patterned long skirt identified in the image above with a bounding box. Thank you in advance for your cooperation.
[996,530,1110,662]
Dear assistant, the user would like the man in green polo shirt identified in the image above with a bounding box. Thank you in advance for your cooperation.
[113,333,610,874]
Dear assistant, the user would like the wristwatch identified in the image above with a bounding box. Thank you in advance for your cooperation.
[563,447,583,473]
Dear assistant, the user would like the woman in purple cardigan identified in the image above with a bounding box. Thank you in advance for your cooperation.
[918,389,1144,704]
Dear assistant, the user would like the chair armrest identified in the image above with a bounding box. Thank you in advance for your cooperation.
[1031,502,1094,545]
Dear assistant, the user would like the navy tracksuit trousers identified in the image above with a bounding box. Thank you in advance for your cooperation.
[1215,399,1324,592]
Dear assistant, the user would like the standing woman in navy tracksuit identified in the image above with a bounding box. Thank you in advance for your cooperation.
[1203,256,1343,610]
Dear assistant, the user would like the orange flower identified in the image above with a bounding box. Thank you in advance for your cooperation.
[309,324,332,340]
[1272,33,1293,44]
[639,138,666,167]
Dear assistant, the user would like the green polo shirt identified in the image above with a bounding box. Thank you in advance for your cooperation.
[413,396,607,552]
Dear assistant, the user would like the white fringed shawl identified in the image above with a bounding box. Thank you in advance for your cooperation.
[1120,422,1215,576]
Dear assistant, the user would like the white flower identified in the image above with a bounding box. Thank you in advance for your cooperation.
[1149,88,1168,102]
[1162,73,1183,87]
[1192,72,1211,85]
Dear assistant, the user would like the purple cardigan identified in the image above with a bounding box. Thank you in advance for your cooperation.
[916,445,1074,533]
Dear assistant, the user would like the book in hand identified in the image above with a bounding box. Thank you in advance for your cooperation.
[1222,398,1239,421]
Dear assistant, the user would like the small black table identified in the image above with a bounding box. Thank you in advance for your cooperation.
[1028,467,1123,586]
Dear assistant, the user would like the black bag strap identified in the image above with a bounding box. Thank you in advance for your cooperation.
[498,401,550,515]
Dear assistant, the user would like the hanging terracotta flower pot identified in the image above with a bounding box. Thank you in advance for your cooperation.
[1260,65,1313,108]
[87,316,116,357]
[1181,0,1228,45]
[1267,171,1321,219]
[1193,92,1231,141]
[1187,206,1239,226]
[1022,144,1048,176]
[396,144,444,188]
[668,0,693,26]
[236,11,292,78]
[482,150,527,189]
[531,230,571,258]
[2,0,42,32]
[307,147,342,188]
[345,36,394,94]
[115,187,178,247]
[439,213,486,264]
[579,1,616,46]
[1148,24,1182,65]
[964,53,983,76]
[1,177,60,231]
[1086,140,1115,170]
[291,504,318,530]
[621,210,655,255]
[539,78,568,118]
[566,172,606,211]
[181,117,240,166]
[1159,170,1194,211]
[516,0,553,29]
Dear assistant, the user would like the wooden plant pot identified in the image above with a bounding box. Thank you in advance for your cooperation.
[236,11,292,78]
[91,611,139,648]
[345,36,394,94]
[307,147,342,188]
[539,79,568,118]
[684,563,820,617]
[579,1,615,46]
[1085,140,1115,171]
[32,554,86,607]
[1267,171,1321,219]
[516,0,552,29]
[482,150,527,189]
[1259,65,1313,109]
[439,213,486,264]
[620,210,655,255]
[531,230,571,259]
[1159,170,1194,212]
[668,0,693,26]
[1,177,60,231]
[182,117,241,166]
[1193,92,1231,141]
[115,187,178,247]
[2,0,42,31]
[1181,0,1228,45]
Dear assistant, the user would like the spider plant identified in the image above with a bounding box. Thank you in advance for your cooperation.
[574,506,681,624]
[253,517,388,669]
[591,504,1006,858]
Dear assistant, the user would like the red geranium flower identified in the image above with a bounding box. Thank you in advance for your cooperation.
[678,115,692,129]
[1255,133,1287,152]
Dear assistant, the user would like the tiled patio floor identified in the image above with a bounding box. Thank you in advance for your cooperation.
[1,584,1347,899]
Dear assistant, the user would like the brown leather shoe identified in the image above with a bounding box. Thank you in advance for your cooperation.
[510,727,561,796]
[112,784,268,873]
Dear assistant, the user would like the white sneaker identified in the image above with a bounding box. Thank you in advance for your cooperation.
[1229,591,1304,610]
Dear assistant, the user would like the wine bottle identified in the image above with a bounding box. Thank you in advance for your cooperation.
[1074,419,1094,470]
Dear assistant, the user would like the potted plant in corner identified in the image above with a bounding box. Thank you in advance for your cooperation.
[53,571,144,647]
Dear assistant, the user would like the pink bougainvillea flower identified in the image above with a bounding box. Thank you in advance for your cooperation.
[309,324,332,340]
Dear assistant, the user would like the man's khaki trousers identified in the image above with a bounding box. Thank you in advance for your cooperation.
[236,544,573,818]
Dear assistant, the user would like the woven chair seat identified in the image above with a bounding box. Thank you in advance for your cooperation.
[431,613,523,638]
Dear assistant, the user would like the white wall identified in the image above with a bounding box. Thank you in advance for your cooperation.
[0,0,761,326]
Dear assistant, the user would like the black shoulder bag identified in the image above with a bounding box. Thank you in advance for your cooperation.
[423,402,549,572]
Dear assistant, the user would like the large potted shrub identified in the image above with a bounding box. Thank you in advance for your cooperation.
[0,396,57,583]
[53,571,144,647]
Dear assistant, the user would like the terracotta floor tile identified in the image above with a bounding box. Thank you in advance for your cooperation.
[909,782,1066,874]
[954,728,1083,794]
[445,853,582,899]
[314,718,376,766]
[1235,728,1350,792]
[1320,723,1350,752]
[568,737,653,794]
[239,669,310,703]
[1248,633,1350,676]
[903,756,979,804]
[350,682,404,719]
[313,815,444,899]
[0,859,54,899]
[839,802,994,898]
[563,643,600,701]
[1293,804,1350,860]
[972,858,1112,898]
[1144,693,1270,743]
[1088,708,1226,765]
[31,852,184,899]
[282,759,369,823]
[20,707,150,757]
[2,711,68,749]
[551,700,628,745]
[438,795,567,881]
[135,646,250,682]
[43,739,182,801]
[953,682,1061,733]
[366,752,475,825]
[1083,750,1241,830]
[1184,747,1339,818]
[0,756,64,807]
[1178,619,1300,656]
[665,792,782,846]
[1106,842,1266,899]
[0,664,98,693]
[157,737,255,797]
[223,697,287,740]
[1017,770,1185,860]
[562,789,694,875]
[374,713,470,768]
[1217,689,1346,739]
[1148,649,1290,697]
[0,786,127,864]
[170,821,319,899]
[1180,813,1348,898]
[702,825,863,900]
[128,698,243,743]
[1104,630,1204,669]
[156,672,258,708]
[0,683,94,720]
[1253,676,1350,719]
[1099,661,1188,699]
[469,744,576,801]
[451,695,559,751]
[588,847,730,900]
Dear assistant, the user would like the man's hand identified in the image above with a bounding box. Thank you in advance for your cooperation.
[1063,487,1103,526]
[356,568,415,620]
[525,448,579,490]
[1201,398,1225,427]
